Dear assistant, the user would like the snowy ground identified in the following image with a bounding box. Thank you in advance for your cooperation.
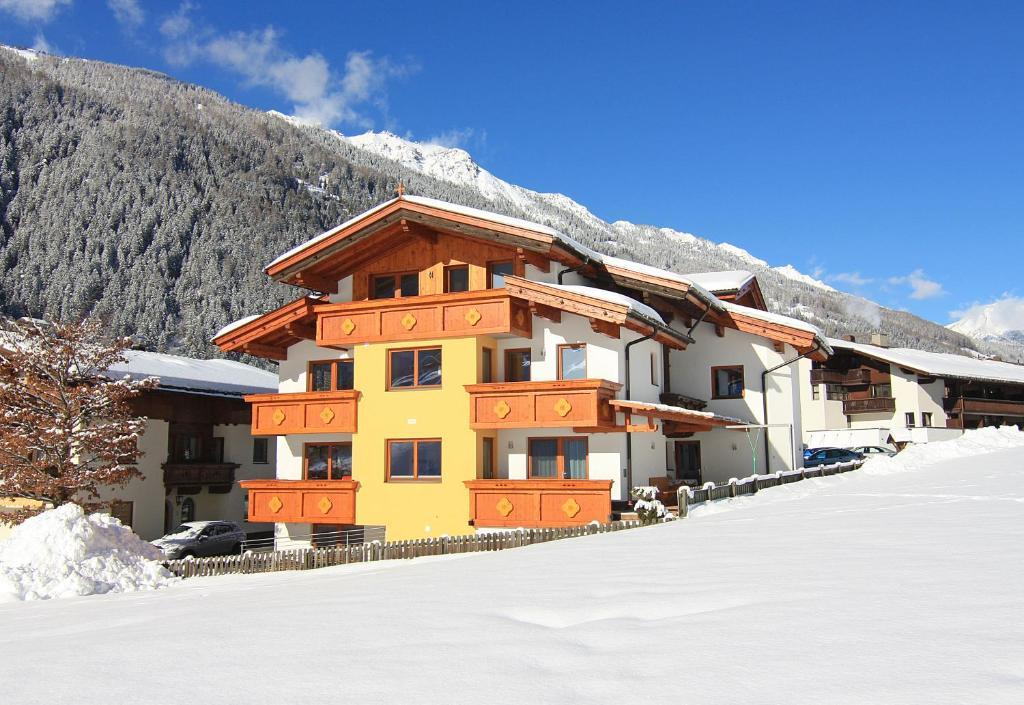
[2,439,1023,704]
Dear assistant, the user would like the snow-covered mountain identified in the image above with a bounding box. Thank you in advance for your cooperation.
[948,298,1024,352]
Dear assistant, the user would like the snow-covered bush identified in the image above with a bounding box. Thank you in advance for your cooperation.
[631,486,670,525]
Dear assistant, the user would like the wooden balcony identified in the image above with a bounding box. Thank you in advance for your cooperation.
[809,368,844,385]
[316,290,533,347]
[246,390,359,436]
[162,463,237,488]
[465,379,621,430]
[240,479,360,524]
[843,368,873,385]
[842,397,896,415]
[946,397,1024,418]
[810,368,873,386]
[464,479,614,528]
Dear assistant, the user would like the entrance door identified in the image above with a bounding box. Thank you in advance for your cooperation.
[674,441,702,484]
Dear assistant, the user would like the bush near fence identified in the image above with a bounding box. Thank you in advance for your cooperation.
[166,460,864,579]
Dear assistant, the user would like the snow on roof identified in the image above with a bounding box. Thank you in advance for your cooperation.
[828,338,1024,386]
[213,314,261,340]
[611,399,748,425]
[720,300,832,353]
[685,270,755,293]
[106,350,277,397]
[546,284,665,324]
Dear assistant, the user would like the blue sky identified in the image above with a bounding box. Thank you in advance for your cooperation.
[2,1,1022,327]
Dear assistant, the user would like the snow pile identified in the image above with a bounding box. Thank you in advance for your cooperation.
[861,425,1024,475]
[0,504,177,602]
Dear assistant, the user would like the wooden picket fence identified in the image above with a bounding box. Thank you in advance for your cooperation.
[165,459,866,580]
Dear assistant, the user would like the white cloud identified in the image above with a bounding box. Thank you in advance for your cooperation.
[107,0,143,30]
[0,0,71,22]
[31,32,55,53]
[425,127,485,150]
[831,271,873,287]
[888,269,945,300]
[950,295,1024,331]
[163,20,414,129]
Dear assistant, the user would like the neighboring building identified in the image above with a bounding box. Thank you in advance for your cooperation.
[0,351,277,541]
[801,336,1024,448]
[215,194,828,542]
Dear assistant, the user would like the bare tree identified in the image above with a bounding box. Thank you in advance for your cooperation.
[0,317,156,524]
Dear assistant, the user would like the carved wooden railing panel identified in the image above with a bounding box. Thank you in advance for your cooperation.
[464,479,613,528]
[465,379,621,429]
[246,390,359,436]
[241,480,360,524]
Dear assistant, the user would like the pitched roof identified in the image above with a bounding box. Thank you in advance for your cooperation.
[828,338,1024,386]
[685,270,756,294]
[107,350,277,397]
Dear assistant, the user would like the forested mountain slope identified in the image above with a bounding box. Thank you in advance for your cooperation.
[0,46,985,361]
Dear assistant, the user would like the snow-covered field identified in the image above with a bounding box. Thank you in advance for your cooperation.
[2,431,1023,704]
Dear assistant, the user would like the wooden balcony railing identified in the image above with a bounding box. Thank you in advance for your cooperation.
[316,290,533,347]
[809,369,844,385]
[842,397,896,415]
[464,379,621,430]
[464,479,614,528]
[246,390,359,436]
[843,368,873,385]
[162,463,237,488]
[946,397,1024,417]
[240,479,360,524]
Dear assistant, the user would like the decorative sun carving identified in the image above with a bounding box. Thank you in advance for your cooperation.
[401,313,417,330]
[561,498,581,518]
[340,318,356,335]
[267,496,283,514]
[319,406,335,424]
[272,408,286,425]
[553,398,573,417]
[464,308,482,326]
[317,496,333,514]
[496,497,514,517]
[493,400,512,419]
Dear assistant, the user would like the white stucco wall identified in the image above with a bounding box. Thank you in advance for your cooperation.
[93,418,170,541]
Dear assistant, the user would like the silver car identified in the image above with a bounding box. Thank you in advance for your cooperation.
[850,445,898,457]
[152,521,246,560]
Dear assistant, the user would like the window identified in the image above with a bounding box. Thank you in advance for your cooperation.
[812,384,821,400]
[711,365,744,399]
[870,383,892,398]
[557,344,586,380]
[180,497,195,523]
[826,384,848,401]
[252,437,269,464]
[304,443,352,480]
[209,437,224,463]
[922,412,933,427]
[528,437,588,479]
[387,439,442,480]
[109,500,133,528]
[481,347,494,384]
[482,437,495,479]
[371,272,418,299]
[444,265,469,293]
[487,260,515,288]
[505,348,532,383]
[308,359,354,392]
[905,412,916,427]
[388,347,442,389]
[650,352,659,386]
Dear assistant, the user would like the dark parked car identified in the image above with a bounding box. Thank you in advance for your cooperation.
[803,447,828,460]
[850,445,897,457]
[152,521,246,559]
[803,447,864,468]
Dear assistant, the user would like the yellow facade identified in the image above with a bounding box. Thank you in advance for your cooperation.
[350,335,493,540]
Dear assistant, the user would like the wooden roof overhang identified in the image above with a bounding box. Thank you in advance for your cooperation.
[716,278,767,311]
[594,262,722,322]
[502,276,692,350]
[212,296,321,360]
[719,308,829,361]
[608,399,743,434]
[265,198,584,293]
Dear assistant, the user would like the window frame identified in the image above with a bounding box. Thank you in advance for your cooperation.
[557,343,587,381]
[370,270,419,300]
[527,436,589,480]
[905,412,916,427]
[444,264,470,293]
[922,412,933,427]
[504,348,532,383]
[307,359,354,392]
[481,437,495,479]
[386,346,442,390]
[302,442,353,481]
[481,347,494,384]
[487,260,515,289]
[252,437,269,464]
[386,438,443,482]
[711,365,745,400]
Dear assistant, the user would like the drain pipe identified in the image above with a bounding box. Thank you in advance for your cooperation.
[624,328,657,498]
[761,343,822,474]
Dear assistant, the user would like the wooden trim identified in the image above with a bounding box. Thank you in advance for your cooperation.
[710,365,745,400]
[386,438,443,481]
[556,343,587,381]
[213,295,320,358]
[504,347,532,383]
[527,436,589,480]
[302,442,353,480]
[386,346,442,390]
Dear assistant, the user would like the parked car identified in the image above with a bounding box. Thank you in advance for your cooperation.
[152,521,246,560]
[850,445,897,457]
[803,447,864,468]
[803,447,828,460]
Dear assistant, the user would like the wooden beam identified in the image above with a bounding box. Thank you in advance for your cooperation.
[715,324,726,338]
[241,343,287,361]
[401,218,438,245]
[590,318,620,339]
[292,272,338,294]
[772,341,785,353]
[529,302,561,322]
[284,322,316,340]
[517,247,550,273]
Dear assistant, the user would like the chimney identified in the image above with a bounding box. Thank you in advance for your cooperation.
[870,333,889,348]
[843,334,856,342]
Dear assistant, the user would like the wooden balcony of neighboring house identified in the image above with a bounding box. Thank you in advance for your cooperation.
[246,390,359,436]
[945,397,1024,418]
[464,479,614,528]
[464,379,622,430]
[842,397,896,415]
[315,290,533,347]
[240,479,360,524]
[842,368,873,386]
[809,368,844,385]
[162,462,238,491]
